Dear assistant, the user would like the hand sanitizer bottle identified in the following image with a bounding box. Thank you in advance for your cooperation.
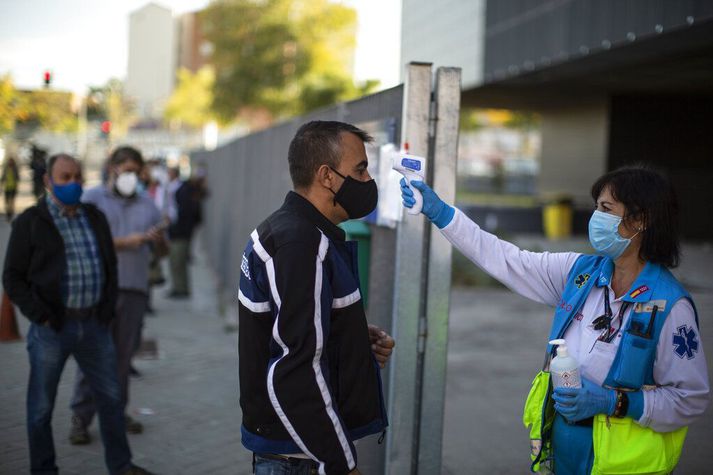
[548,339,581,389]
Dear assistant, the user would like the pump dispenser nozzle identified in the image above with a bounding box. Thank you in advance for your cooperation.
[549,339,570,358]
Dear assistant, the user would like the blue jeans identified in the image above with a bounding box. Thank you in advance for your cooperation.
[254,454,319,475]
[26,319,132,475]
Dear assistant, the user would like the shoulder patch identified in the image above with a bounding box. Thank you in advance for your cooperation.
[575,273,590,289]
[673,325,699,360]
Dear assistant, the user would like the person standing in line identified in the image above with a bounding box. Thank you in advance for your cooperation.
[1,156,20,220]
[165,166,182,226]
[2,153,152,475]
[30,145,47,200]
[239,121,395,474]
[69,146,166,442]
[167,174,204,298]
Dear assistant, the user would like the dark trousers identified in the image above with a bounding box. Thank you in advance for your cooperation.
[71,291,147,426]
[169,238,190,294]
[26,319,132,475]
[254,454,319,475]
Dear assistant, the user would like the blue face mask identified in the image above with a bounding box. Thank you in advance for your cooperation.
[52,181,83,206]
[588,210,638,260]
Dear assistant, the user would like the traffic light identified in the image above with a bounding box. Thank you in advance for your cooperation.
[100,120,111,139]
[43,70,52,88]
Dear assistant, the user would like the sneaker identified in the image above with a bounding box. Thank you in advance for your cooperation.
[124,414,144,434]
[119,465,154,475]
[68,416,90,445]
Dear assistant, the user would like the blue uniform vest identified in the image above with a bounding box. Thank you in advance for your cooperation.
[549,255,698,389]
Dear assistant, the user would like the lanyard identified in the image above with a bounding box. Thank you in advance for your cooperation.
[592,287,630,343]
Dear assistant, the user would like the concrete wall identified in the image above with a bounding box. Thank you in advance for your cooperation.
[126,3,175,119]
[538,99,609,206]
[400,0,485,89]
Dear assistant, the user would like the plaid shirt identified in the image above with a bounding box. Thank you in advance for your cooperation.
[46,195,104,309]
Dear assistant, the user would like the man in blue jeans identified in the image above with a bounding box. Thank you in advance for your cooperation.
[3,153,150,474]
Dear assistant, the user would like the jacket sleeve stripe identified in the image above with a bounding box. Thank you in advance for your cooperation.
[264,258,323,469]
[238,289,271,313]
[332,289,361,309]
[312,233,356,469]
[251,229,271,262]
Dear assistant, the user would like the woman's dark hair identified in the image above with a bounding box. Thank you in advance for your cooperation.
[288,121,372,189]
[591,164,680,268]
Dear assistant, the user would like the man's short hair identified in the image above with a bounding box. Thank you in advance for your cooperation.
[47,153,80,176]
[109,146,144,168]
[288,121,372,189]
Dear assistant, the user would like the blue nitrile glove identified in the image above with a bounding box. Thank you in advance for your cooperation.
[552,378,616,422]
[627,390,644,420]
[399,178,455,229]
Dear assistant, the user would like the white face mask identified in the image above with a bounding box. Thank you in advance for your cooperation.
[150,167,167,185]
[115,172,138,197]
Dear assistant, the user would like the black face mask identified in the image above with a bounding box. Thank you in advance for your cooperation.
[329,168,378,219]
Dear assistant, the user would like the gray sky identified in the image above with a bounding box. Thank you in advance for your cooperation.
[0,0,401,94]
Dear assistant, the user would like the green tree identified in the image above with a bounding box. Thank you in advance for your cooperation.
[201,0,376,124]
[0,74,18,135]
[164,66,216,128]
[105,79,136,138]
[15,89,77,133]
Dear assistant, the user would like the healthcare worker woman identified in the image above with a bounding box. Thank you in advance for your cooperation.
[400,165,709,474]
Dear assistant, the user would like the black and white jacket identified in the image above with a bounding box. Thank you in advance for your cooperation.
[238,192,387,475]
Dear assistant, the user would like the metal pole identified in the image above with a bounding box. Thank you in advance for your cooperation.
[417,66,462,475]
[77,94,88,160]
[385,62,432,475]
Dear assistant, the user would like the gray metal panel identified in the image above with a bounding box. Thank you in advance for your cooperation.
[483,0,713,82]
[194,85,404,296]
[385,62,433,475]
[417,67,461,475]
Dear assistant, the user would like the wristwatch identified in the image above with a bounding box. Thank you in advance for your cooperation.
[613,390,629,418]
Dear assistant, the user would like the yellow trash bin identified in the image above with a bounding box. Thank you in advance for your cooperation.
[543,196,573,240]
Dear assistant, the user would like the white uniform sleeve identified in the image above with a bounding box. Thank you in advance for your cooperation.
[639,298,710,432]
[440,208,581,307]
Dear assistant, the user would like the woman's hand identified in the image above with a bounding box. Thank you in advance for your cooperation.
[400,179,454,228]
[552,378,616,422]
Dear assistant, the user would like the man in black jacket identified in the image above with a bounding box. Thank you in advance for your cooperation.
[239,121,395,475]
[3,154,150,475]
[167,175,204,297]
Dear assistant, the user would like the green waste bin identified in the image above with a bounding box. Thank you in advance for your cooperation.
[340,220,371,307]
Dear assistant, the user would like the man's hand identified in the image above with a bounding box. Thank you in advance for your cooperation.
[368,324,395,368]
[115,232,146,250]
[145,226,164,243]
[347,469,362,475]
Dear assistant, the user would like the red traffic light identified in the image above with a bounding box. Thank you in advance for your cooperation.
[43,70,51,87]
[101,121,111,134]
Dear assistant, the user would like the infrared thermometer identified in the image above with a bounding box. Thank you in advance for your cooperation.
[392,149,426,215]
